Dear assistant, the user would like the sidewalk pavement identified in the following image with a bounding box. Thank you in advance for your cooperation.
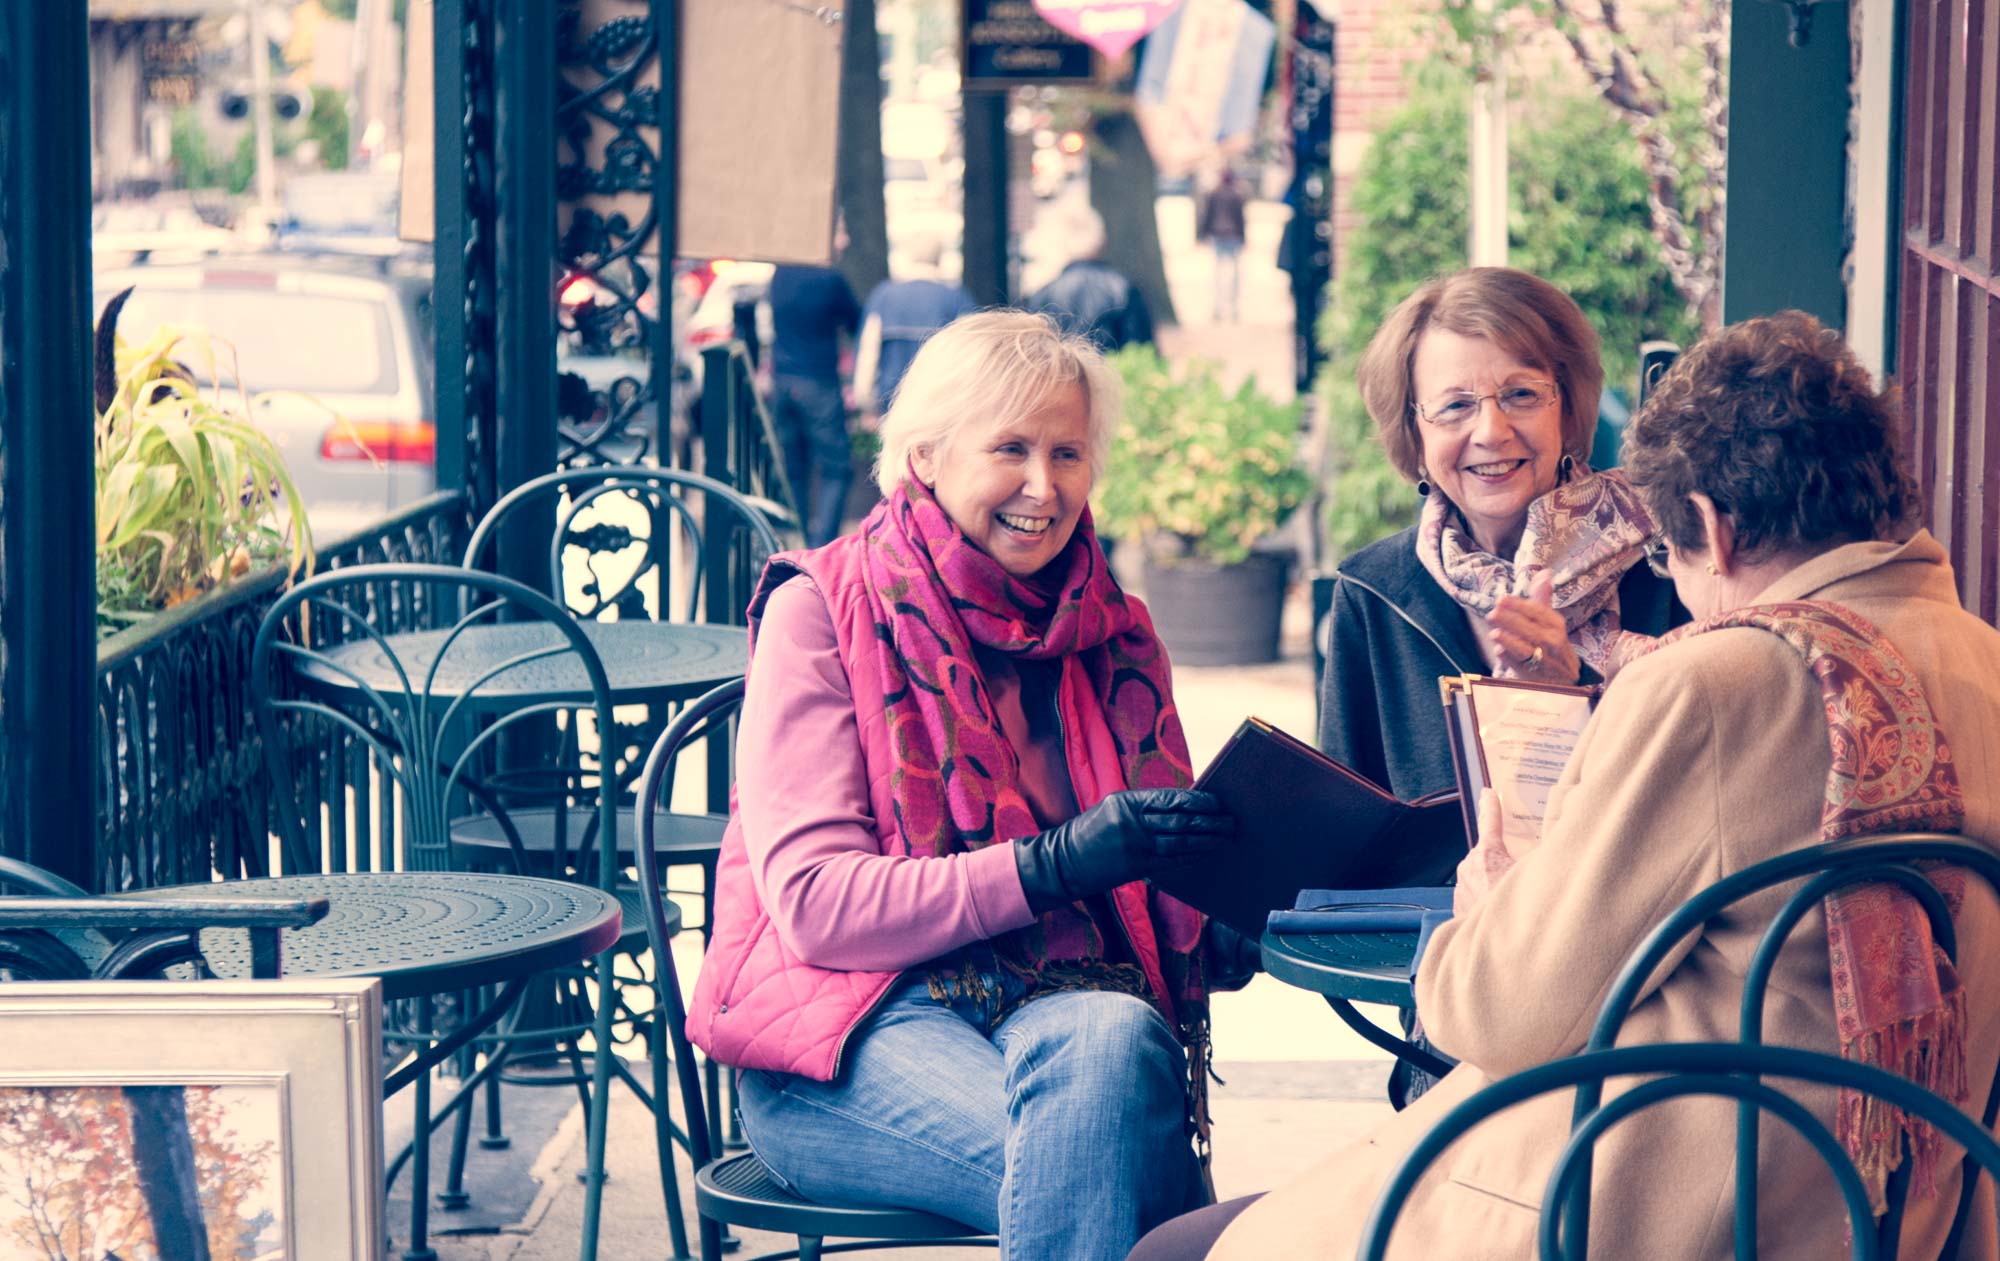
[427,598,1399,1261]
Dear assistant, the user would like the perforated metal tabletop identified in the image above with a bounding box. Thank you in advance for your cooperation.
[1260,927,1420,1007]
[296,620,747,707]
[125,872,622,1001]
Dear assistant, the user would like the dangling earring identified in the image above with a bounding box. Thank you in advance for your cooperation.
[1557,453,1576,484]
[1416,469,1431,498]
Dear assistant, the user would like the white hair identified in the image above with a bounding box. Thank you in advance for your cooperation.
[874,309,1122,495]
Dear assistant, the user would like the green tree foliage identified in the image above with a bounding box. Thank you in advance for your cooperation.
[1317,70,1697,560]
[308,87,351,171]
[1097,348,1310,566]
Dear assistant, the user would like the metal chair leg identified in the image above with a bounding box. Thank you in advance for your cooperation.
[578,945,618,1261]
[438,1080,476,1210]
[480,1066,510,1149]
[403,995,440,1261]
[651,1015,693,1260]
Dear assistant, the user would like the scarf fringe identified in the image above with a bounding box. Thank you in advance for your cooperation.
[1837,980,1970,1214]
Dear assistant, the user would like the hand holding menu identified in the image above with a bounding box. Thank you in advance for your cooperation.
[1440,675,1598,848]
[1150,718,1467,937]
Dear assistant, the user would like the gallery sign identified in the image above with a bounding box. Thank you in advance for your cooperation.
[1032,0,1182,59]
[962,0,1094,86]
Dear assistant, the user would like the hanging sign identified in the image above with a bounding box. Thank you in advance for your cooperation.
[964,0,1094,87]
[1031,0,1182,60]
[1134,0,1275,174]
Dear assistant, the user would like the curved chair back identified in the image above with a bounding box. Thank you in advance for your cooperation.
[249,563,621,889]
[461,465,787,625]
[634,678,745,1251]
[1360,1042,2000,1261]
[636,680,745,1259]
[1564,833,2000,1259]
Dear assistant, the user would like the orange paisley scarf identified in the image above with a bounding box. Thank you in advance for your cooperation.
[1650,600,1967,1210]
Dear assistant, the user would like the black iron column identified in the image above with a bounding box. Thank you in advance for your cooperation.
[0,0,96,886]
[962,88,1010,307]
[491,0,559,588]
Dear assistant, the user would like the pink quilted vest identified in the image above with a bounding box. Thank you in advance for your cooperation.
[685,534,1176,1081]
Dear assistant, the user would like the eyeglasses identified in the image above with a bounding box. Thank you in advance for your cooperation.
[1642,539,1673,579]
[1414,380,1560,428]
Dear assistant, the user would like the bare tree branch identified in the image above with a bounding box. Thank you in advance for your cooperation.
[1537,0,1725,329]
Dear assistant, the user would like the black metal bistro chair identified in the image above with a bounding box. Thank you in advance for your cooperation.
[249,563,663,1261]
[1359,1042,2000,1261]
[1368,833,2000,1260]
[456,468,773,1192]
[454,465,783,938]
[634,678,997,1261]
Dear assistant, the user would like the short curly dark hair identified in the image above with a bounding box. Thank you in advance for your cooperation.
[1623,310,1919,561]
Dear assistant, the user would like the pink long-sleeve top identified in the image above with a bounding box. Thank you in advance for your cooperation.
[735,575,1065,972]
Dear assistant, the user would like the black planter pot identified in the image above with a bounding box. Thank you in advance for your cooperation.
[1142,553,1288,667]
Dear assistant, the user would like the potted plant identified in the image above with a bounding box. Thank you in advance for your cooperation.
[1095,348,1311,666]
[94,291,314,637]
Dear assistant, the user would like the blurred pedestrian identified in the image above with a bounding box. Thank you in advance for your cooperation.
[769,258,863,547]
[1026,208,1154,353]
[853,236,978,423]
[1197,169,1248,324]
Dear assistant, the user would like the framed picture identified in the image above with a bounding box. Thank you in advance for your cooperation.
[0,980,383,1261]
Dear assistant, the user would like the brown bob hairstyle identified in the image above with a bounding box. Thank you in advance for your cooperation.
[1356,267,1605,483]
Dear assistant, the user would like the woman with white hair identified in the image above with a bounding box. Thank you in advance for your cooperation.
[687,310,1247,1260]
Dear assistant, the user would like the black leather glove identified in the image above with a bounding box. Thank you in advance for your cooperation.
[1012,788,1233,915]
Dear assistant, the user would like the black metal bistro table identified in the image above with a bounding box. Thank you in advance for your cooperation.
[295,619,748,709]
[125,872,622,1260]
[1261,927,1456,1078]
[294,614,746,889]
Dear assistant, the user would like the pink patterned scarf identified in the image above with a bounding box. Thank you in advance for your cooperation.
[1649,600,1967,1211]
[1418,468,1658,675]
[855,476,1210,1014]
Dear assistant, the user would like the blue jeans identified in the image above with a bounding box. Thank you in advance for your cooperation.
[770,373,851,548]
[737,951,1199,1261]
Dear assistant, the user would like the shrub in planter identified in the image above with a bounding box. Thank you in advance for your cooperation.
[94,291,314,636]
[1095,348,1310,665]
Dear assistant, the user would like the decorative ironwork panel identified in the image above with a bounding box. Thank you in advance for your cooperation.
[442,0,502,515]
[555,0,672,470]
[1898,0,2000,626]
[93,495,469,893]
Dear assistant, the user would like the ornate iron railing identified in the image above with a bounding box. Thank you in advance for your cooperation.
[92,493,469,893]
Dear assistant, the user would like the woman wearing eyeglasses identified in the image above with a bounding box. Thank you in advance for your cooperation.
[1317,267,1686,858]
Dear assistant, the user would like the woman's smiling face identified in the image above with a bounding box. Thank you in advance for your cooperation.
[1411,327,1566,556]
[911,378,1095,578]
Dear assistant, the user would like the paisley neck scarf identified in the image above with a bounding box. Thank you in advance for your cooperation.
[1648,600,1967,1211]
[853,475,1209,1018]
[1418,468,1658,675]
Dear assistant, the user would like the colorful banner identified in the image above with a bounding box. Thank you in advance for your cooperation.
[1134,0,1276,173]
[1032,0,1183,59]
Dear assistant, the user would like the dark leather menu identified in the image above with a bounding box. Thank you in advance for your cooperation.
[1153,718,1467,937]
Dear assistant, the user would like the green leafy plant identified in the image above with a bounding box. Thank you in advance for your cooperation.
[1095,348,1311,568]
[1315,67,1699,561]
[94,297,314,635]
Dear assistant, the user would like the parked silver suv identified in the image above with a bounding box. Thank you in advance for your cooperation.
[97,253,437,543]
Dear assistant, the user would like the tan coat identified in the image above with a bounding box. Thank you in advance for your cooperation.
[1214,533,2000,1260]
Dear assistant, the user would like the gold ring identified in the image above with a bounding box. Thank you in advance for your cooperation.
[1529,646,1545,668]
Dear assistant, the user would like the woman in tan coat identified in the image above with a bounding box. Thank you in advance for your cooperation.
[1134,311,2000,1260]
